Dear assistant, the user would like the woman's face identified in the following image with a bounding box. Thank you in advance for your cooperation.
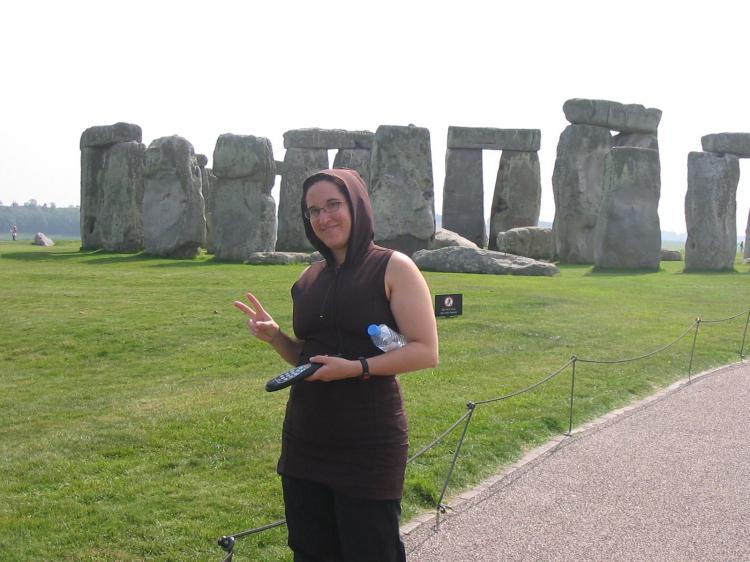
[305,180,352,257]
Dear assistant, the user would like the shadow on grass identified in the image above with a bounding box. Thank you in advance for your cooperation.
[0,249,101,262]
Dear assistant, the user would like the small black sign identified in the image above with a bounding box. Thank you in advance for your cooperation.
[435,293,463,318]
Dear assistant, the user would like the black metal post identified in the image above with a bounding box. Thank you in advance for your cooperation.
[566,357,577,436]
[435,403,476,517]
[688,319,700,380]
[740,310,750,359]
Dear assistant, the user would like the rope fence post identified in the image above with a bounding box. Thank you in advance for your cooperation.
[435,401,476,520]
[566,356,577,436]
[740,309,750,360]
[688,318,701,380]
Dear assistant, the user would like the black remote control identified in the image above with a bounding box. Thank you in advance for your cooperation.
[265,362,323,392]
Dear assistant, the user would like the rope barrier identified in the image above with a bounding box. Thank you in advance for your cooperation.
[576,321,698,365]
[217,306,750,560]
[472,358,575,406]
[407,408,475,464]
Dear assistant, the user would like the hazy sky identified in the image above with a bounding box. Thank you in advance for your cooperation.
[2,0,749,234]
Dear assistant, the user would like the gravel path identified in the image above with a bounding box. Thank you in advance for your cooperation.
[403,362,750,561]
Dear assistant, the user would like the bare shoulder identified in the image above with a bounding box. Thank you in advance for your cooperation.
[386,250,422,278]
[385,251,427,299]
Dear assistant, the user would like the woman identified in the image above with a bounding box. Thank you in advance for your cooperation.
[235,168,438,561]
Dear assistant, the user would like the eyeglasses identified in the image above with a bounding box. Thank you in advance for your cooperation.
[304,199,344,220]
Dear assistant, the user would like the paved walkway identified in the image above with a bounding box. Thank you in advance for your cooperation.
[403,362,750,561]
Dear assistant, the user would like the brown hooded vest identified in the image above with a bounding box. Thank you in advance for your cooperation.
[276,168,408,500]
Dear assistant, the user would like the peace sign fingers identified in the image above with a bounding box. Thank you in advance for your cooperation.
[233,292,280,342]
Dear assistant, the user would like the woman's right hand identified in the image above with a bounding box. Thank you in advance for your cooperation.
[233,292,281,343]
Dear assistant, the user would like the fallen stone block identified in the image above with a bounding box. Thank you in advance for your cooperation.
[412,246,559,276]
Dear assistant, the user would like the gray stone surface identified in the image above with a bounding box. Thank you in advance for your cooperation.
[333,148,371,188]
[32,232,54,246]
[212,134,276,184]
[405,363,750,562]
[441,148,486,247]
[245,252,313,265]
[701,133,750,158]
[428,228,480,250]
[98,141,145,252]
[142,136,206,258]
[196,153,208,167]
[348,130,375,149]
[80,122,142,149]
[212,134,277,261]
[203,168,217,253]
[660,249,682,261]
[370,125,436,254]
[276,148,328,252]
[489,150,541,249]
[283,128,354,149]
[495,226,555,261]
[613,132,659,150]
[212,177,277,261]
[447,127,541,151]
[412,246,559,276]
[684,151,739,271]
[745,209,750,261]
[552,124,613,263]
[80,146,106,249]
[563,98,662,134]
[594,147,661,269]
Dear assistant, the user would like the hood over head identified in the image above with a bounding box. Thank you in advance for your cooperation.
[301,168,375,267]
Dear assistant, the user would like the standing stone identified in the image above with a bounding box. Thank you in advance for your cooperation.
[212,134,277,261]
[80,147,106,249]
[745,209,750,262]
[99,141,145,252]
[195,154,210,251]
[594,148,661,269]
[142,136,206,258]
[79,122,142,250]
[552,124,613,263]
[489,150,541,249]
[684,151,739,271]
[204,168,217,253]
[333,148,371,188]
[370,125,435,254]
[442,148,486,247]
[277,148,328,251]
[613,133,659,150]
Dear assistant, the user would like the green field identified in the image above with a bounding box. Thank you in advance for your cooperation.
[2,241,749,561]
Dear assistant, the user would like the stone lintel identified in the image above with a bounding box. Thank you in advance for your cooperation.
[447,127,541,151]
[702,133,750,158]
[80,122,142,149]
[283,128,374,149]
[563,98,662,134]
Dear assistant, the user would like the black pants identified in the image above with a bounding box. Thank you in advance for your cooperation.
[281,475,407,562]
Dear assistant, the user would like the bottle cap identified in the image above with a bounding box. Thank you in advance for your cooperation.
[367,324,380,336]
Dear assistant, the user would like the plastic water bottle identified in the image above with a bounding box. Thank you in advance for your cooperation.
[368,324,407,352]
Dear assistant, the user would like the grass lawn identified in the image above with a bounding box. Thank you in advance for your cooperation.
[2,240,749,561]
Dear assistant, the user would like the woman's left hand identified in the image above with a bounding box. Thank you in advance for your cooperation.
[306,355,361,382]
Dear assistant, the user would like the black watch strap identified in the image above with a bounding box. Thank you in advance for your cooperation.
[358,357,370,380]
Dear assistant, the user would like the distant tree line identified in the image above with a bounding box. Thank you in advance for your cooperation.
[0,200,79,237]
